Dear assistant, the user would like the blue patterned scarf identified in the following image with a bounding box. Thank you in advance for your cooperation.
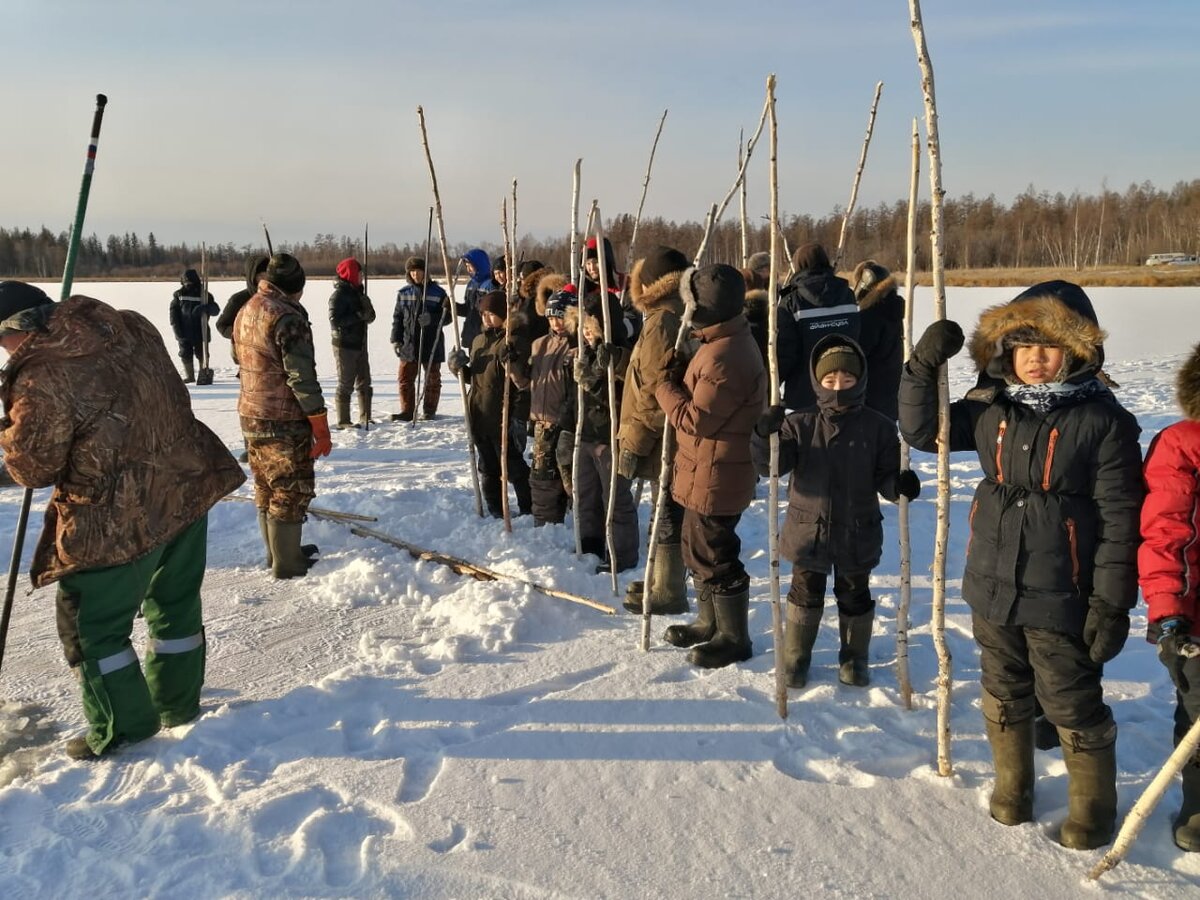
[1005,377,1108,415]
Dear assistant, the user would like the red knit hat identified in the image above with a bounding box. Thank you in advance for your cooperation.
[336,257,362,288]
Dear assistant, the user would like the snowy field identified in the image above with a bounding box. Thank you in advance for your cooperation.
[1,280,1198,898]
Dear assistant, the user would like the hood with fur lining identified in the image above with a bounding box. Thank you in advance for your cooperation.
[535,273,567,317]
[629,257,684,315]
[1179,342,1200,421]
[520,265,553,303]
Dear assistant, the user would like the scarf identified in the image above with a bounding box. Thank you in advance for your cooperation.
[1005,377,1109,415]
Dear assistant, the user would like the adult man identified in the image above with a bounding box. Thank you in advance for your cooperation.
[169,268,219,383]
[233,253,332,578]
[328,257,376,428]
[0,281,244,760]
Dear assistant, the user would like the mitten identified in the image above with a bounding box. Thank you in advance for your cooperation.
[896,469,922,501]
[754,404,787,437]
[1083,604,1130,664]
[308,413,332,459]
[417,311,432,327]
[594,341,620,368]
[501,342,522,364]
[616,448,641,480]
[662,349,688,385]
[448,349,469,376]
[392,343,402,358]
[912,319,965,370]
[1157,616,1200,660]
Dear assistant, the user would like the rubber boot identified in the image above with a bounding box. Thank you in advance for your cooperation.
[257,509,273,569]
[514,473,533,517]
[981,692,1036,825]
[664,587,715,648]
[335,395,354,429]
[1057,723,1119,850]
[783,604,823,688]
[837,611,873,686]
[1175,759,1200,852]
[181,358,195,383]
[688,586,753,669]
[623,543,688,615]
[357,387,373,426]
[267,518,313,579]
[482,473,504,519]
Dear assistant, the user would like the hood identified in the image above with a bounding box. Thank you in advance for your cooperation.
[968,280,1105,384]
[536,273,567,317]
[7,296,127,373]
[244,255,269,292]
[856,272,901,313]
[629,257,684,315]
[744,288,769,326]
[1179,342,1200,421]
[519,265,552,301]
[336,258,362,288]
[463,248,492,282]
[809,334,867,412]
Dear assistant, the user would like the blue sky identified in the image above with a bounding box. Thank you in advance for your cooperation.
[3,0,1197,250]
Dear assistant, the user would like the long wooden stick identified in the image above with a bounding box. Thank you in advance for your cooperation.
[1088,715,1200,879]
[222,495,378,522]
[833,81,884,271]
[738,130,750,269]
[693,92,771,262]
[417,105,483,518]
[766,74,786,720]
[573,203,599,557]
[500,195,514,531]
[412,207,435,429]
[623,110,668,279]
[570,159,582,287]
[896,117,920,712]
[909,0,953,777]
[343,523,616,615]
[593,203,620,597]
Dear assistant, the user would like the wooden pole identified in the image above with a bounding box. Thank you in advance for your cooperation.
[500,195,514,532]
[570,159,582,286]
[417,105,484,517]
[739,129,750,269]
[199,241,211,380]
[1088,715,1200,880]
[622,110,668,279]
[833,81,884,271]
[766,74,786,720]
[413,207,435,428]
[593,202,620,596]
[573,203,599,557]
[909,0,953,777]
[896,117,920,712]
[693,94,771,263]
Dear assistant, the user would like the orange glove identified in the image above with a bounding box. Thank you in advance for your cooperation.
[308,412,332,459]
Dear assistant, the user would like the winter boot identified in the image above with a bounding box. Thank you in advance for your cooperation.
[482,474,505,519]
[257,509,273,569]
[981,692,1036,826]
[357,387,373,426]
[514,474,533,517]
[664,587,716,648]
[267,518,314,579]
[688,585,753,669]
[1057,723,1119,850]
[783,604,823,688]
[837,611,873,686]
[1175,758,1200,852]
[181,358,195,383]
[334,395,354,429]
[623,543,688,615]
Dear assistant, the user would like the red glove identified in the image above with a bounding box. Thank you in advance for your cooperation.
[308,412,332,458]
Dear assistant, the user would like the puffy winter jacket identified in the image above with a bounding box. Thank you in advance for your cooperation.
[777,268,859,410]
[328,278,375,350]
[855,273,905,422]
[392,277,448,364]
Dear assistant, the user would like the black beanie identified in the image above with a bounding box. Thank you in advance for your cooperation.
[792,241,832,273]
[815,344,863,381]
[262,253,306,294]
[637,245,689,286]
[0,281,54,331]
[681,264,745,328]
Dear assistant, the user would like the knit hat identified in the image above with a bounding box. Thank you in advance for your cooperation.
[637,245,689,287]
[181,268,201,287]
[261,253,306,295]
[681,264,745,328]
[546,285,579,319]
[815,344,863,381]
[336,257,362,288]
[851,260,890,301]
[478,289,507,320]
[492,254,507,275]
[747,251,772,275]
[792,241,832,273]
[0,281,54,336]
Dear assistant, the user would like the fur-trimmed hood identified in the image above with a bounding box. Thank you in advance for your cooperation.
[629,257,684,315]
[744,288,769,325]
[856,272,899,311]
[968,280,1106,384]
[519,266,552,302]
[1179,342,1200,421]
[535,273,567,317]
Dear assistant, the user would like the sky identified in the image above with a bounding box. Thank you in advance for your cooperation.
[3,0,1199,251]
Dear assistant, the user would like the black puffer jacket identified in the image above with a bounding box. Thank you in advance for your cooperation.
[898,282,1143,634]
[753,336,902,572]
[855,273,905,422]
[462,325,531,439]
[328,278,375,350]
[777,268,859,410]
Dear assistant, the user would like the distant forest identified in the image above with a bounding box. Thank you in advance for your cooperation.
[3,179,1199,280]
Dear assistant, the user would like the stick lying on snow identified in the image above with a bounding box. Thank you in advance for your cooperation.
[342,523,617,615]
[221,495,377,523]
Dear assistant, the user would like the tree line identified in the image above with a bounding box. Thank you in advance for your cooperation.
[3,179,1199,281]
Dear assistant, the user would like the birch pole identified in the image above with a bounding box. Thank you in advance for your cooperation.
[1088,716,1200,880]
[593,203,620,596]
[896,117,920,712]
[199,241,211,383]
[417,105,483,517]
[909,0,953,777]
[693,94,771,263]
[570,159,582,286]
[573,204,599,557]
[832,81,884,271]
[766,74,787,720]
[622,110,668,279]
[738,130,749,269]
[499,196,514,532]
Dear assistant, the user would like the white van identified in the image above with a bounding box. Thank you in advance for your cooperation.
[1146,252,1190,265]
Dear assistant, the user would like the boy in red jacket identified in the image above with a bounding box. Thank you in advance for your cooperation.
[1139,341,1200,852]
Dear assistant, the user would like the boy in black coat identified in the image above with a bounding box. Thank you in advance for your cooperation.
[753,336,919,688]
[900,281,1143,850]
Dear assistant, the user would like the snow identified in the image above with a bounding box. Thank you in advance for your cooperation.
[1,280,1198,897]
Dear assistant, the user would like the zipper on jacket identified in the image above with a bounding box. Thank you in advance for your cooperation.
[1041,427,1060,491]
[1066,517,1080,587]
[966,500,978,558]
[994,420,1007,484]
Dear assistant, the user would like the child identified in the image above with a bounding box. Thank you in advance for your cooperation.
[901,281,1143,850]
[1138,341,1200,852]
[447,291,531,519]
[508,278,578,526]
[752,336,920,688]
[656,264,766,669]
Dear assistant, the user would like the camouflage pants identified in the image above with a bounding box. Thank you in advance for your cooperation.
[530,422,568,525]
[241,419,315,523]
